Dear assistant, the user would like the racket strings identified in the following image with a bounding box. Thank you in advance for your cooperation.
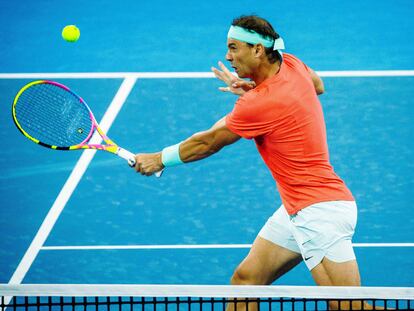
[14,83,93,147]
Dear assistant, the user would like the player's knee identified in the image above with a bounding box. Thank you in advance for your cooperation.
[230,266,262,285]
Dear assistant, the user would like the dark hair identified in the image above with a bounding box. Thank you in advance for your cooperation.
[232,15,281,64]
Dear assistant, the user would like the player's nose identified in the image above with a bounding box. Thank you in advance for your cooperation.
[225,51,232,62]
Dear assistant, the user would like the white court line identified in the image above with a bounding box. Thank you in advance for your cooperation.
[0,70,414,79]
[0,72,214,79]
[7,77,137,286]
[40,243,414,251]
[318,70,414,77]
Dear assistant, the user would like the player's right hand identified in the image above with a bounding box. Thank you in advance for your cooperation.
[134,152,164,176]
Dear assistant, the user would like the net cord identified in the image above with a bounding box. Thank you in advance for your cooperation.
[0,284,413,300]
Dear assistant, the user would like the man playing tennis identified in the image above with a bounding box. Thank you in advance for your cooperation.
[135,15,366,310]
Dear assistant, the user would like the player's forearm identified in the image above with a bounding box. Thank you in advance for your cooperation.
[179,131,222,163]
[160,118,240,168]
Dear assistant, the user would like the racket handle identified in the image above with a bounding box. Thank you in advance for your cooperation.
[117,148,163,178]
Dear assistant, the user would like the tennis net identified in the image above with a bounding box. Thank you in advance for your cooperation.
[1,284,413,310]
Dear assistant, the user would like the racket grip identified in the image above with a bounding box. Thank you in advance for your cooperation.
[117,148,163,178]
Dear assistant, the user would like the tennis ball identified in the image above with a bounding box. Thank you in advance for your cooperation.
[62,25,80,42]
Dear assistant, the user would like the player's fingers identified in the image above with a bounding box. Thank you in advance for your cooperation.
[212,67,230,84]
[211,66,221,76]
[219,62,243,86]
[218,61,235,80]
[133,156,138,171]
[233,81,254,90]
[134,155,144,173]
[143,166,158,176]
[219,86,231,92]
[218,61,232,77]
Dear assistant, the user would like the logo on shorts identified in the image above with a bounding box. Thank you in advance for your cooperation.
[304,255,314,261]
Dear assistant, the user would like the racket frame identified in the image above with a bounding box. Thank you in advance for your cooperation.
[12,80,163,176]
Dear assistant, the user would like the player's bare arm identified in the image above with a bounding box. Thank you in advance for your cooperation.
[180,116,240,162]
[308,67,324,95]
[134,117,240,176]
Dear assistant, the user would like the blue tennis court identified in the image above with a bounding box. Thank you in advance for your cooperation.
[0,0,413,291]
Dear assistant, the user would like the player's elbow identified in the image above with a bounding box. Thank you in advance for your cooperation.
[311,71,324,95]
[315,84,324,95]
[314,78,325,95]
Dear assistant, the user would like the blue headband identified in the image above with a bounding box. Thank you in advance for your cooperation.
[227,25,285,51]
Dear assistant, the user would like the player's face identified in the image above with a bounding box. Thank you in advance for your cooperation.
[226,39,258,78]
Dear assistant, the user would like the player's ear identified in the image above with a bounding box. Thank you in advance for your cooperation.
[254,44,265,58]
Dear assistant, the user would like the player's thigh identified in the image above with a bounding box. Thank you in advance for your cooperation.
[312,258,365,310]
[311,257,361,286]
[232,236,302,285]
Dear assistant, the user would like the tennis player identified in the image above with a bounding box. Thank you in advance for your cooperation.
[135,15,366,310]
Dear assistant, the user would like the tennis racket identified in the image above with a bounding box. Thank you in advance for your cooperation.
[12,80,163,177]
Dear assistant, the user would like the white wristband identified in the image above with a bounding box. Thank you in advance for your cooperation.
[161,143,184,167]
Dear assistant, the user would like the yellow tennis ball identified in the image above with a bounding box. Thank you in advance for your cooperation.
[62,25,80,42]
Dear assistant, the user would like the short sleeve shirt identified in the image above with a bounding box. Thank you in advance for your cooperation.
[226,53,354,215]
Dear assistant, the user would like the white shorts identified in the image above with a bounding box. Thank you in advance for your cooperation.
[258,201,357,270]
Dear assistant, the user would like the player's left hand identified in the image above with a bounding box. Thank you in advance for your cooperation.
[134,152,164,176]
[211,61,256,95]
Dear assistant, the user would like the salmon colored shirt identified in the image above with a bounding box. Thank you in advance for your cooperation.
[226,53,354,215]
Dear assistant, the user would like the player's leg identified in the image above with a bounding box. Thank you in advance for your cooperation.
[227,206,303,311]
[311,258,367,310]
[292,201,379,310]
[227,237,302,311]
[230,236,302,286]
[312,258,383,310]
[311,257,361,286]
